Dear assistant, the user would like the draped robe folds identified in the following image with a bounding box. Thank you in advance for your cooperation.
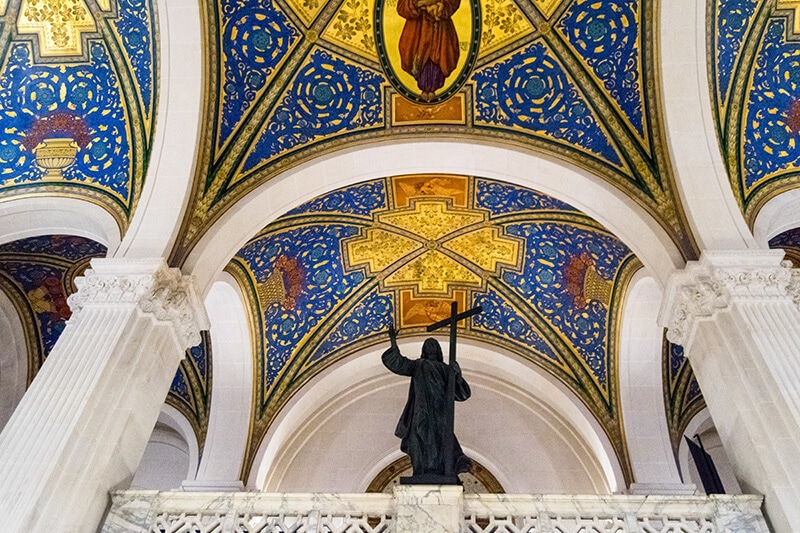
[396,0,461,94]
[382,338,471,476]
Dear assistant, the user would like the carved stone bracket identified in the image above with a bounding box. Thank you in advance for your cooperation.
[659,250,796,346]
[67,258,210,348]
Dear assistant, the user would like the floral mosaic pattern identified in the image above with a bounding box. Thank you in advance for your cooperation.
[472,41,623,168]
[0,0,158,224]
[241,48,384,175]
[558,0,644,136]
[217,0,300,150]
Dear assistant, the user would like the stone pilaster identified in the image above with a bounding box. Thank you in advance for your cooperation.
[0,258,208,533]
[660,250,800,533]
[394,485,463,533]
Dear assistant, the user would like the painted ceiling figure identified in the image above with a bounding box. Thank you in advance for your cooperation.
[382,329,472,478]
[397,0,461,102]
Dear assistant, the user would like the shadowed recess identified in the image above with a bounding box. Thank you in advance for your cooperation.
[662,339,705,453]
[168,331,214,455]
[0,235,211,450]
[768,227,800,266]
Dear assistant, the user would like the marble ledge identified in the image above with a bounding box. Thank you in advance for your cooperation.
[108,489,394,516]
[461,493,765,515]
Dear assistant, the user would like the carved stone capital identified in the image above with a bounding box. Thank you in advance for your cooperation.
[659,250,794,346]
[67,259,209,348]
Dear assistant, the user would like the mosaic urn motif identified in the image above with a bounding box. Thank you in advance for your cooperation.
[34,137,78,179]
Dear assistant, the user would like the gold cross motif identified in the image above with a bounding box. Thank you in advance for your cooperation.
[17,0,97,57]
[533,0,564,19]
[778,0,800,33]
[344,199,522,297]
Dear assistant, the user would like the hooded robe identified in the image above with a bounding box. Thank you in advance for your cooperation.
[382,338,471,476]
[396,0,461,95]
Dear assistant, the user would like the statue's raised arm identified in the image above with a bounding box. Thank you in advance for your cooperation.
[381,329,472,483]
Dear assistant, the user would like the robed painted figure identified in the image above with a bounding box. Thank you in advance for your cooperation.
[382,328,472,478]
[396,0,461,101]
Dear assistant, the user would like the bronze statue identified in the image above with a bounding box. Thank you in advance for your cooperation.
[382,327,472,482]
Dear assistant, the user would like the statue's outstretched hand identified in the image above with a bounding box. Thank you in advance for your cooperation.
[388,325,399,341]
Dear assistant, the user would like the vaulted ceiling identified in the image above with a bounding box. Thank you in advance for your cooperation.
[227,174,640,481]
[4,0,800,486]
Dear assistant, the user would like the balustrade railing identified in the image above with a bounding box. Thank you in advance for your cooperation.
[102,490,768,533]
[462,494,767,532]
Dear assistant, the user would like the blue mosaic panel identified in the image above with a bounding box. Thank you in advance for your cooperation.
[742,19,800,190]
[666,341,704,405]
[664,340,705,443]
[0,235,106,261]
[558,0,644,136]
[0,262,70,355]
[241,47,384,174]
[501,222,632,388]
[687,376,702,403]
[218,0,300,150]
[668,341,685,382]
[312,288,394,361]
[187,333,211,384]
[472,40,623,168]
[112,0,158,118]
[170,365,191,403]
[285,179,387,217]
[475,178,577,215]
[714,0,759,102]
[472,288,560,363]
[0,235,106,365]
[236,224,367,386]
[170,331,212,407]
[0,43,131,200]
[769,227,800,249]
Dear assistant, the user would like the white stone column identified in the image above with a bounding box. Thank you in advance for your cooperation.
[660,250,800,532]
[0,258,208,532]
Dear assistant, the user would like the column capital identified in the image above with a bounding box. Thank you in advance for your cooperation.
[67,258,209,348]
[659,250,799,346]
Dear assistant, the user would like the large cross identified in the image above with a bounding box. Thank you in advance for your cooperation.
[427,301,482,479]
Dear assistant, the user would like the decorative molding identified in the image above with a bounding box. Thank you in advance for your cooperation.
[660,250,793,345]
[68,258,209,348]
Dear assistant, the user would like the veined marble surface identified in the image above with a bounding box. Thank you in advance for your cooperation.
[102,489,768,533]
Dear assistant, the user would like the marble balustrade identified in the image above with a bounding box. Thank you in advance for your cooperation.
[102,487,768,532]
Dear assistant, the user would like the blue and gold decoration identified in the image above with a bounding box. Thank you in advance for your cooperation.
[710,0,800,221]
[0,0,158,228]
[172,0,696,265]
[216,0,300,152]
[228,174,640,484]
[558,0,644,140]
[0,235,212,453]
[239,47,384,177]
[168,331,214,454]
[663,339,705,453]
[472,40,624,169]
[0,235,106,380]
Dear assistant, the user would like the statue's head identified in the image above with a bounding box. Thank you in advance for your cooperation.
[421,338,443,362]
